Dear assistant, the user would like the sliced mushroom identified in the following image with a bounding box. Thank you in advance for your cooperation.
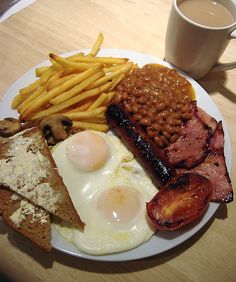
[0,118,22,137]
[39,114,72,145]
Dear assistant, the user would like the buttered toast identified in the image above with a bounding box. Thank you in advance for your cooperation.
[0,126,84,229]
[0,185,51,252]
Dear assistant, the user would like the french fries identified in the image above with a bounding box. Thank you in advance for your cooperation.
[88,92,115,110]
[89,32,104,57]
[12,79,41,109]
[64,107,106,120]
[50,71,104,105]
[29,81,113,120]
[12,33,134,133]
[35,66,50,77]
[72,121,109,132]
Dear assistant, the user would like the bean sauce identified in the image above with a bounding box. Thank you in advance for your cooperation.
[114,64,195,148]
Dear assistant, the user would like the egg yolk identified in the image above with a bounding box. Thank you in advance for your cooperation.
[66,131,109,172]
[97,186,142,227]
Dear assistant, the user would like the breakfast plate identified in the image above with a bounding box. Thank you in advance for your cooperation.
[0,49,232,261]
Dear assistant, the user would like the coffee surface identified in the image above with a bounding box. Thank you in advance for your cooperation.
[178,0,234,27]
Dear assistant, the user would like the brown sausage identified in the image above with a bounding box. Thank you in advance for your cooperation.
[106,103,176,188]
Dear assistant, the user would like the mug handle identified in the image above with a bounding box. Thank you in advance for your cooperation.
[211,29,236,72]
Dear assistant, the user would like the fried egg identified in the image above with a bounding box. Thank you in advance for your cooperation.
[52,130,130,209]
[52,130,157,255]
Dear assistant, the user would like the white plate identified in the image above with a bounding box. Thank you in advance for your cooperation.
[0,49,232,262]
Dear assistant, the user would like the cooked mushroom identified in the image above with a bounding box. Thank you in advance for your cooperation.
[0,118,22,137]
[39,114,72,145]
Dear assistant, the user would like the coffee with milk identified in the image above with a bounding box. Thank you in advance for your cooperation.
[178,0,234,28]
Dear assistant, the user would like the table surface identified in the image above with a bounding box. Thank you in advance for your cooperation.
[0,0,235,281]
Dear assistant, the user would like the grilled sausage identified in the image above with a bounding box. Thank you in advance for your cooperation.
[106,103,176,187]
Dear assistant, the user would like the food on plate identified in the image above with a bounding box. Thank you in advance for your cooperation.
[90,32,104,57]
[0,121,52,252]
[0,126,84,229]
[106,64,233,233]
[178,121,233,203]
[52,130,157,255]
[0,185,51,252]
[106,103,176,187]
[11,33,134,133]
[163,101,233,203]
[197,107,217,133]
[39,114,73,145]
[165,103,212,168]
[105,103,214,231]
[146,173,212,231]
[113,64,195,148]
[72,120,108,132]
[0,35,233,256]
[65,131,109,172]
[0,117,22,137]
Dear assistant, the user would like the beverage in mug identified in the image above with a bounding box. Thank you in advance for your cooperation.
[165,0,236,79]
[178,0,234,28]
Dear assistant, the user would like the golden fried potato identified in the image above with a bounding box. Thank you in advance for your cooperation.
[14,33,133,133]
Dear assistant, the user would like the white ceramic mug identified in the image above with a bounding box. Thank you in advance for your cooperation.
[165,0,236,79]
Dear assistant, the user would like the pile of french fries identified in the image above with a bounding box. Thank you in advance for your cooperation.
[11,33,135,132]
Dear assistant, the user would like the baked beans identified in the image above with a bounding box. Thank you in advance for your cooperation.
[113,64,195,148]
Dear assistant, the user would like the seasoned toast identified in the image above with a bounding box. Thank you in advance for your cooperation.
[0,185,51,252]
[0,126,84,229]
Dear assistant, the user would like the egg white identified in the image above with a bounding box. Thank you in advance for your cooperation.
[52,130,157,255]
[52,130,125,209]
